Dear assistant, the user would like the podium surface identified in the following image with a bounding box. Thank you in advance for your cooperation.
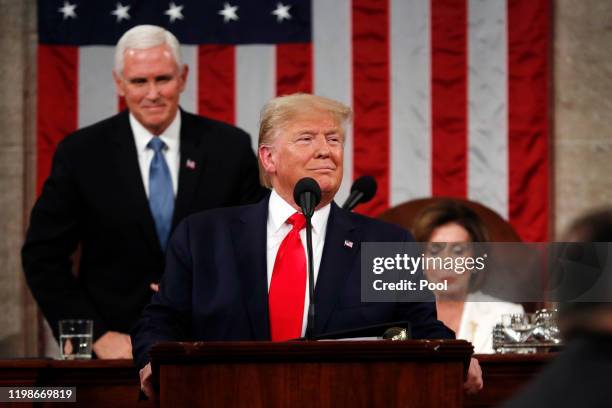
[150,340,472,408]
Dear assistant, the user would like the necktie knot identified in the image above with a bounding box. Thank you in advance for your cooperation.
[287,212,306,231]
[147,137,166,154]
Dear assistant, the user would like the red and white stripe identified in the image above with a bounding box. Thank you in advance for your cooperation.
[37,0,550,241]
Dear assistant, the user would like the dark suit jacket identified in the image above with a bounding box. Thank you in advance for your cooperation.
[501,331,612,408]
[131,196,454,369]
[22,109,266,341]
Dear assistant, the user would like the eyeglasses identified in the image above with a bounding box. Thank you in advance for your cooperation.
[425,242,473,257]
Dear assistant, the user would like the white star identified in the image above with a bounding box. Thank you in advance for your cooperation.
[272,3,291,23]
[58,1,77,20]
[165,2,184,23]
[111,3,130,23]
[218,3,239,23]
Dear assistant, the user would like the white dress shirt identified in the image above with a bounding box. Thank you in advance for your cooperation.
[130,113,180,197]
[266,189,331,337]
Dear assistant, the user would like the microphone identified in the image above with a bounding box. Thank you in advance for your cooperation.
[293,177,321,218]
[293,177,322,340]
[342,175,377,211]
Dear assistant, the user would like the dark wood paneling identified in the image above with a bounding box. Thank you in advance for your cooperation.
[151,340,473,408]
[465,353,554,408]
[0,359,154,408]
[0,349,556,408]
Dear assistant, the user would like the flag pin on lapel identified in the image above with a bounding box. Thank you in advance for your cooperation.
[186,159,196,170]
[344,240,353,248]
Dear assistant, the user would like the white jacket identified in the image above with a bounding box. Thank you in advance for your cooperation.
[457,291,524,353]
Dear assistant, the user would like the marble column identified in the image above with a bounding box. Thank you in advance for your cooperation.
[554,0,612,237]
[0,0,39,357]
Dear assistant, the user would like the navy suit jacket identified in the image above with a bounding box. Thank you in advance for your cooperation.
[132,195,454,369]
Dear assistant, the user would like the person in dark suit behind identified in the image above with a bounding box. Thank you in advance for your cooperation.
[132,93,483,398]
[501,209,612,408]
[21,25,265,359]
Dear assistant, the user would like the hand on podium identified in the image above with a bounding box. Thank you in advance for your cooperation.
[464,357,483,394]
[139,363,156,400]
[92,331,133,359]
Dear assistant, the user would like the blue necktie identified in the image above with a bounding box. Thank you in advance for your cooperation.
[147,137,174,250]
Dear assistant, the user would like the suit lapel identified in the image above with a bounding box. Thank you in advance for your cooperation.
[314,203,360,334]
[173,110,207,227]
[232,196,271,340]
[110,111,161,255]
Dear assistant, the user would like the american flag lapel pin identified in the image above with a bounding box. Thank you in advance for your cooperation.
[344,240,353,248]
[185,159,196,170]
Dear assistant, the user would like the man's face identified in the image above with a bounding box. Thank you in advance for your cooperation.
[260,111,344,207]
[113,44,187,135]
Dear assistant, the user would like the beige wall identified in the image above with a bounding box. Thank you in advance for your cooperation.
[0,0,611,355]
[553,0,612,238]
[0,0,38,357]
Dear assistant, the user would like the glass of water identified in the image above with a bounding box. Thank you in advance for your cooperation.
[59,319,93,359]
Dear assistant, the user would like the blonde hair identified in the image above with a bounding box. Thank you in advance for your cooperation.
[257,93,352,187]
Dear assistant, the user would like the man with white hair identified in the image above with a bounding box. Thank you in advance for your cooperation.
[132,93,482,398]
[22,25,264,359]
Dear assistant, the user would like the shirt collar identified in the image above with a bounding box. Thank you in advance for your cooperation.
[130,111,181,154]
[268,189,331,235]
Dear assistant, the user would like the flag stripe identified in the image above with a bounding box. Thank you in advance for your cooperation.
[352,0,391,215]
[78,46,116,129]
[37,45,78,195]
[276,43,313,96]
[198,45,235,124]
[236,45,276,151]
[390,0,432,205]
[180,45,198,114]
[507,0,550,241]
[36,1,551,241]
[431,0,468,198]
[467,0,509,218]
[312,0,353,203]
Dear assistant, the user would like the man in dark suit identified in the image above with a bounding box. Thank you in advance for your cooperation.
[21,25,264,359]
[133,93,483,397]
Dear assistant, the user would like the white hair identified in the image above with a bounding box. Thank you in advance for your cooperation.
[114,25,183,75]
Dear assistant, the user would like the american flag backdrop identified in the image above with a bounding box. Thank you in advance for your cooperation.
[37,0,550,241]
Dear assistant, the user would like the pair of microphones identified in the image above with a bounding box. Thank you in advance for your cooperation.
[293,175,377,340]
[294,175,378,215]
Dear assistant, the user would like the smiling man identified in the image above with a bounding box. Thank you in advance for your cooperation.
[131,94,483,399]
[22,25,264,360]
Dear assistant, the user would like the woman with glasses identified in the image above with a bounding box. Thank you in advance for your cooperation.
[412,199,524,353]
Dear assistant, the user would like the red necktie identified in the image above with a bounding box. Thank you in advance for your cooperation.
[269,212,307,341]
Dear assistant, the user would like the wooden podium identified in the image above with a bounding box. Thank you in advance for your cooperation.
[150,340,472,408]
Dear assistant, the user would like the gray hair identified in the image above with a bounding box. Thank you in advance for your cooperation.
[114,25,183,75]
[258,93,352,188]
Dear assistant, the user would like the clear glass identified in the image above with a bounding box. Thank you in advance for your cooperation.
[58,319,93,360]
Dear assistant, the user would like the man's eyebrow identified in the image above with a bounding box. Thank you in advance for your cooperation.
[294,126,340,133]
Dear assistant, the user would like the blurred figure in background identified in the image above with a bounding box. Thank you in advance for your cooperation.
[412,199,524,353]
[502,208,612,408]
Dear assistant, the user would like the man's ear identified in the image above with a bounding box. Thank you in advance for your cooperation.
[258,144,276,174]
[178,64,189,93]
[112,70,125,97]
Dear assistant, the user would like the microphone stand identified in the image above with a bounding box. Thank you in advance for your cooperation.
[304,213,316,340]
[294,179,321,341]
[341,191,364,211]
